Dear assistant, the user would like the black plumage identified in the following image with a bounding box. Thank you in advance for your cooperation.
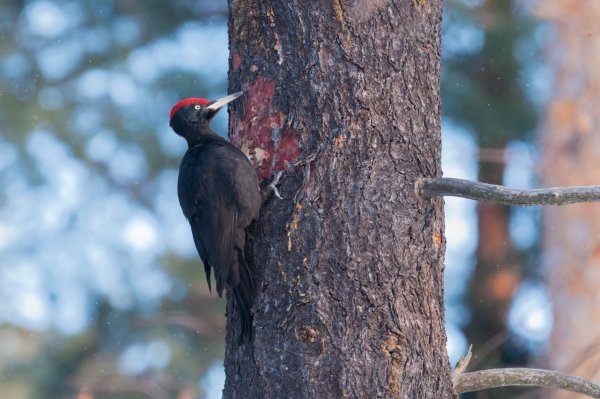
[169,92,260,339]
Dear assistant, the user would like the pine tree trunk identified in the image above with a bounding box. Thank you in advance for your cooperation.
[466,160,522,369]
[224,1,452,397]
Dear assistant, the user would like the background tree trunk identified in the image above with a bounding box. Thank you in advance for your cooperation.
[442,0,539,378]
[536,2,600,398]
[466,161,522,368]
[224,1,452,397]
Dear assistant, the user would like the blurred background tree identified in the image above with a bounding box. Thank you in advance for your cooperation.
[443,0,543,376]
[0,0,585,398]
[0,0,231,397]
[534,2,600,398]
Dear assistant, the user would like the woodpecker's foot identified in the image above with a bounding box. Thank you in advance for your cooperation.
[260,171,284,204]
[268,171,284,199]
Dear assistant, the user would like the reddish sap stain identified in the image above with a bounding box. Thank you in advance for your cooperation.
[231,76,301,179]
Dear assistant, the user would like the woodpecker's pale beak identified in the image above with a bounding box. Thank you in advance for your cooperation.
[207,91,243,111]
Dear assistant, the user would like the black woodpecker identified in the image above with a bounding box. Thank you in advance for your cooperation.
[169,92,260,340]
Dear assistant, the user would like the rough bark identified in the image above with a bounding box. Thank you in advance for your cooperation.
[536,2,600,398]
[224,1,452,398]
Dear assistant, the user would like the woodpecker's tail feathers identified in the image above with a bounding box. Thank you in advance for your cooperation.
[204,262,212,294]
[230,251,254,343]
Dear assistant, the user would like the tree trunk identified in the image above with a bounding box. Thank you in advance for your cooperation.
[466,159,523,370]
[224,1,452,398]
[536,2,600,398]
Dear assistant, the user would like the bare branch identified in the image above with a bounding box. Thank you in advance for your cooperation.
[416,177,600,206]
[453,368,600,398]
[71,376,172,399]
[452,344,472,380]
[134,311,223,339]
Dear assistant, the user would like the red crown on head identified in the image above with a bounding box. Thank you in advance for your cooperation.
[169,98,210,121]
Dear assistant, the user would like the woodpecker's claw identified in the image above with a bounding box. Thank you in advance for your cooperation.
[269,171,284,199]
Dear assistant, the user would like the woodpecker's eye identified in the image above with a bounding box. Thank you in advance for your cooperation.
[194,105,201,110]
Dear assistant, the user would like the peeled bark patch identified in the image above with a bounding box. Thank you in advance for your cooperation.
[230,76,301,179]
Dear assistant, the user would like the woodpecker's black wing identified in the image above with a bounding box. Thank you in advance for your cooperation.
[177,140,260,336]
